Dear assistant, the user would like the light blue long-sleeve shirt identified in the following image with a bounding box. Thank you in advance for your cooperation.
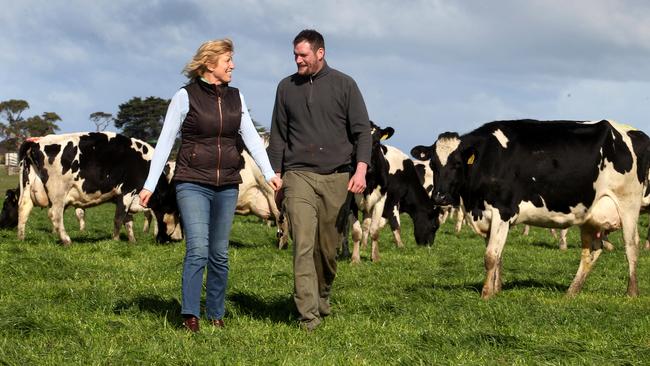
[143,88,276,192]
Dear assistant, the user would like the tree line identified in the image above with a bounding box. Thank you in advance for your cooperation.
[0,97,268,151]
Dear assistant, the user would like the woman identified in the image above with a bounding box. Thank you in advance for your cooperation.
[139,39,281,333]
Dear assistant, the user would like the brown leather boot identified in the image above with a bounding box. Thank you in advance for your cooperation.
[183,315,200,333]
[211,319,225,328]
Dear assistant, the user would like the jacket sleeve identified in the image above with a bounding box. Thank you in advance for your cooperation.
[143,89,187,192]
[267,82,287,173]
[347,80,372,166]
[239,92,276,181]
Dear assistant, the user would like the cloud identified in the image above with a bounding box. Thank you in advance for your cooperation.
[2,0,650,152]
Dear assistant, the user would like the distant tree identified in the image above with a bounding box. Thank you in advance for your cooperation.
[23,112,61,136]
[249,110,269,140]
[89,111,113,132]
[114,97,169,143]
[0,99,29,125]
[0,99,60,149]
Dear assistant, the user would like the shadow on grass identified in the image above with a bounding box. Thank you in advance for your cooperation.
[114,295,183,328]
[503,279,568,292]
[424,278,567,294]
[528,241,564,250]
[228,291,295,324]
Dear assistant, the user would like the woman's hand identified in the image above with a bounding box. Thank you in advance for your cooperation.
[268,175,282,191]
[139,189,153,208]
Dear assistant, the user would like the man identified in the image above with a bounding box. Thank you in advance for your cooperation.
[268,29,372,331]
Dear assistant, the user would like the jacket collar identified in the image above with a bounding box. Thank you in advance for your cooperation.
[295,60,331,82]
[197,77,229,95]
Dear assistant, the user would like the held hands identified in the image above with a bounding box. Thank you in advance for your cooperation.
[268,175,283,191]
[347,162,368,194]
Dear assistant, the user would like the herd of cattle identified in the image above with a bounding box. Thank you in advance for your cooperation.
[1,119,649,299]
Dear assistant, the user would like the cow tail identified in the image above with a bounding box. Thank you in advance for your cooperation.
[643,146,650,186]
[17,141,37,195]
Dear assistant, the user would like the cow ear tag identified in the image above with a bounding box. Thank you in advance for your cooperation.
[381,133,389,141]
[467,154,475,165]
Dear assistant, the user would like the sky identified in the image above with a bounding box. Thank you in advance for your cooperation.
[2,0,650,154]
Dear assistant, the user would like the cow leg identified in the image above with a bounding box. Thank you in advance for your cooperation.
[49,203,71,245]
[370,217,386,262]
[112,208,122,241]
[350,217,363,264]
[558,228,568,251]
[387,206,403,247]
[622,215,640,297]
[567,226,603,297]
[602,234,614,251]
[17,192,34,241]
[454,208,463,233]
[124,214,136,243]
[439,208,449,225]
[277,212,290,250]
[360,216,371,249]
[75,208,86,232]
[645,225,650,250]
[370,199,387,263]
[142,209,153,233]
[482,217,509,299]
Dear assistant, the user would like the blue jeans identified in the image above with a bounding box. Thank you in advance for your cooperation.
[176,182,238,320]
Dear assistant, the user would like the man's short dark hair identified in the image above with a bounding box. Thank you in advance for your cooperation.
[293,29,325,52]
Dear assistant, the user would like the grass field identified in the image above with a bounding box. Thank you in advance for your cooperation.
[1,169,650,365]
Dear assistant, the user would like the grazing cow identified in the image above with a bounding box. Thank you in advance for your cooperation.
[237,149,288,248]
[412,119,650,298]
[17,132,181,245]
[0,186,89,231]
[0,188,19,228]
[350,123,440,263]
[0,185,164,240]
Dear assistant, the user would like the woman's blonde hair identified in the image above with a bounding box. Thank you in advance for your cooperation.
[183,39,234,79]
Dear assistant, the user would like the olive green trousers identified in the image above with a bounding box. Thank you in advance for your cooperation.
[282,170,349,323]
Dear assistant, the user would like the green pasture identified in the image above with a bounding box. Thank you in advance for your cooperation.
[1,169,650,365]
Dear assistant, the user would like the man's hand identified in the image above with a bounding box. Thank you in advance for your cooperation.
[347,162,367,194]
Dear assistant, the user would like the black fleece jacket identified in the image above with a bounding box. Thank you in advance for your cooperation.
[268,61,372,174]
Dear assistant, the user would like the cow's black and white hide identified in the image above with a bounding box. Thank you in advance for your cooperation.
[412,119,650,298]
[350,123,440,263]
[17,132,181,245]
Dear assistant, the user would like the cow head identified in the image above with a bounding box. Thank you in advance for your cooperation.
[370,120,394,144]
[411,132,472,207]
[0,187,19,228]
[364,121,394,193]
[413,205,440,245]
[147,164,182,243]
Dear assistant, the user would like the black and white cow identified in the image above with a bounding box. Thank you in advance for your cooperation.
[0,185,175,241]
[17,132,180,245]
[412,119,650,298]
[350,123,440,263]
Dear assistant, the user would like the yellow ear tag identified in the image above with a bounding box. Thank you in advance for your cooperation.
[381,133,389,141]
[467,154,475,165]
